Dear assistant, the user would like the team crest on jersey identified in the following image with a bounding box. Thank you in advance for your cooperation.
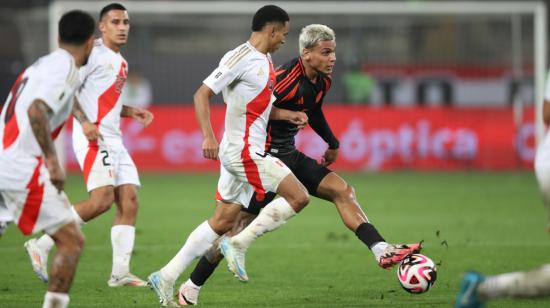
[114,63,128,94]
[257,67,264,76]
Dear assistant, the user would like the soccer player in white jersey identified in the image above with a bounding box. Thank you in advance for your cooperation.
[25,3,153,288]
[0,10,95,308]
[454,71,550,308]
[148,5,310,306]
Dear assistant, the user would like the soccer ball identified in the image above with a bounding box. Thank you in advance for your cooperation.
[397,254,437,294]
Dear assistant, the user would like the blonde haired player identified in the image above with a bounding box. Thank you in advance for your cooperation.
[25,3,153,288]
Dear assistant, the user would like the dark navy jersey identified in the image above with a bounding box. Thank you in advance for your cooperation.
[265,57,339,155]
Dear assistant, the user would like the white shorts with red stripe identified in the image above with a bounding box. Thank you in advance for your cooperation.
[0,161,73,236]
[216,150,291,207]
[74,139,140,192]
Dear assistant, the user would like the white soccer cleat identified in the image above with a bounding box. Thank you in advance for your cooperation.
[178,283,200,305]
[24,239,49,282]
[219,237,248,282]
[108,272,147,287]
[147,271,179,307]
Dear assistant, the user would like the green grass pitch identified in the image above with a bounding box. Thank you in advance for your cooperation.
[1,171,549,307]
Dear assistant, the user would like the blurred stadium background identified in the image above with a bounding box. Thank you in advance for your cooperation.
[1,1,550,307]
[0,0,548,173]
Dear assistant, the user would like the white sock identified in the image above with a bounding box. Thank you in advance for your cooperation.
[36,234,55,254]
[184,278,201,290]
[479,264,550,299]
[160,221,219,284]
[111,225,135,277]
[370,241,390,260]
[42,291,70,308]
[230,198,296,250]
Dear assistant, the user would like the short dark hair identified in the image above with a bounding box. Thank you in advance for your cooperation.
[251,5,289,31]
[100,3,127,20]
[58,10,95,45]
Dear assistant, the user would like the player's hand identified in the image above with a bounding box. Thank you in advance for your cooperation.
[45,157,65,193]
[81,121,103,141]
[288,111,308,129]
[321,148,338,166]
[202,136,219,160]
[132,108,154,127]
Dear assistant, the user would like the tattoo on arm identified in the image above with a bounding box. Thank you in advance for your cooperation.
[72,99,90,124]
[28,100,56,158]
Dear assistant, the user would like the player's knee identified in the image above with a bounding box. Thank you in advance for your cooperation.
[291,191,309,209]
[91,188,115,213]
[58,230,85,256]
[331,184,356,203]
[209,217,235,234]
[120,193,139,214]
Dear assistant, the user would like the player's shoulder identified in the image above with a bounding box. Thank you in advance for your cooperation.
[275,57,301,82]
[221,42,262,69]
[30,49,76,83]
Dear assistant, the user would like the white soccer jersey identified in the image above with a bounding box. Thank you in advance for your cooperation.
[204,42,288,204]
[0,49,80,190]
[204,41,276,157]
[73,39,128,149]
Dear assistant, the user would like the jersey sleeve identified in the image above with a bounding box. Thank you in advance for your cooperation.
[34,59,74,113]
[203,51,247,95]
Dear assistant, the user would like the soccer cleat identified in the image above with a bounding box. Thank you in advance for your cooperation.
[24,239,49,282]
[147,271,179,307]
[108,272,147,287]
[455,271,486,308]
[178,283,200,305]
[377,242,422,269]
[219,237,248,282]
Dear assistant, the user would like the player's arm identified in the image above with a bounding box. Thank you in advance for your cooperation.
[121,105,154,127]
[543,100,550,125]
[194,84,218,160]
[72,97,102,141]
[27,99,64,192]
[269,107,308,128]
[309,106,339,166]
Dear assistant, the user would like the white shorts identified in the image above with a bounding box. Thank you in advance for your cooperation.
[0,164,73,236]
[535,134,550,196]
[216,151,291,207]
[74,140,140,192]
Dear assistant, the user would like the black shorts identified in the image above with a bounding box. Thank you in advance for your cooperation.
[243,150,332,215]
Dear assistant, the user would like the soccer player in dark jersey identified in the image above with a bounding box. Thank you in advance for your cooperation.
[176,24,422,306]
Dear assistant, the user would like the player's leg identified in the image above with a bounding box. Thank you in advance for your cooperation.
[44,221,85,308]
[179,198,267,305]
[108,183,145,286]
[316,171,421,268]
[25,186,112,282]
[479,264,550,299]
[148,200,241,306]
[26,142,116,280]
[534,141,550,232]
[456,264,550,308]
[221,154,308,281]
[8,178,85,308]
